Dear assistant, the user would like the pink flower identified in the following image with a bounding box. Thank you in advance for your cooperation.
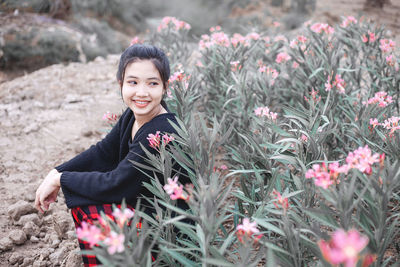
[369,118,379,128]
[301,134,308,142]
[325,74,346,94]
[157,16,191,32]
[254,106,278,120]
[364,91,393,107]
[310,23,334,35]
[130,36,142,46]
[386,55,395,66]
[220,164,228,170]
[76,222,103,248]
[381,116,400,136]
[112,208,134,228]
[104,231,125,255]
[236,218,262,243]
[237,218,260,234]
[345,145,380,175]
[102,111,118,124]
[163,176,179,195]
[305,162,347,188]
[272,189,289,212]
[246,32,260,40]
[292,61,299,68]
[230,60,241,71]
[318,229,369,267]
[341,16,357,28]
[170,185,187,200]
[147,131,161,149]
[362,35,368,43]
[162,134,175,145]
[379,39,396,53]
[276,52,291,63]
[169,70,185,83]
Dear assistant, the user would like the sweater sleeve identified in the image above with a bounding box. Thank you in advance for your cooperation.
[59,119,174,208]
[55,110,127,173]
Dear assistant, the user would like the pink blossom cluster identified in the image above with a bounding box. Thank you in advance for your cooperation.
[199,28,264,50]
[385,54,397,67]
[236,218,262,243]
[230,61,242,72]
[362,31,376,43]
[157,16,191,32]
[169,70,186,83]
[345,145,380,175]
[340,16,357,28]
[305,162,346,189]
[102,111,118,124]
[258,65,279,85]
[306,145,382,188]
[272,189,289,212]
[363,91,393,107]
[318,229,375,267]
[147,132,175,149]
[325,74,346,94]
[254,106,278,120]
[304,88,321,103]
[310,22,335,35]
[275,52,291,63]
[129,36,143,46]
[290,35,308,51]
[379,39,396,53]
[381,116,400,136]
[112,207,134,228]
[163,176,189,201]
[76,208,132,255]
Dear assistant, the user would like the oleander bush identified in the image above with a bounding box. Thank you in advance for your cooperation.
[93,16,400,266]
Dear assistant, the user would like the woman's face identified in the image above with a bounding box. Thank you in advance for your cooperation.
[121,59,165,120]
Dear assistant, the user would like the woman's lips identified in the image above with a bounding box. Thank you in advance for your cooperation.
[133,100,150,108]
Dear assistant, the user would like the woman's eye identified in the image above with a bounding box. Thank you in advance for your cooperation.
[128,81,137,85]
[149,82,159,86]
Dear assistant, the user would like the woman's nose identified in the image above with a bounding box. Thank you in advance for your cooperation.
[136,84,148,96]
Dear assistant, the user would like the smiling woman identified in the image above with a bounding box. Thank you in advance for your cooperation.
[34,44,184,266]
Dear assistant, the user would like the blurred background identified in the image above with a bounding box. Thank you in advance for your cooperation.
[0,0,398,83]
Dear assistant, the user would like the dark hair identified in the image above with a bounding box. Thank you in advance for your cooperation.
[116,44,170,90]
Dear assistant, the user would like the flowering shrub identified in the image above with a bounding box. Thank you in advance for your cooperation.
[86,15,400,266]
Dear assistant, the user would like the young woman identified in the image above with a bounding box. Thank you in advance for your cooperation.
[35,44,182,266]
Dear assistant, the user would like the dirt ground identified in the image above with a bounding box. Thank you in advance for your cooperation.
[0,0,399,266]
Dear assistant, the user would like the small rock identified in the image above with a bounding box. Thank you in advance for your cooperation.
[30,236,39,243]
[0,237,13,251]
[51,238,61,248]
[39,232,45,238]
[9,229,27,245]
[9,253,23,265]
[62,248,83,267]
[32,260,47,267]
[66,230,76,240]
[23,221,40,237]
[7,200,37,221]
[23,122,40,134]
[23,191,36,202]
[81,129,93,137]
[49,246,67,264]
[21,257,34,267]
[16,213,41,227]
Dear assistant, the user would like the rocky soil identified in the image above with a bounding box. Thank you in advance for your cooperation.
[0,55,124,266]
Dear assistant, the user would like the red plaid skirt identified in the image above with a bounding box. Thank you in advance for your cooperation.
[71,204,134,267]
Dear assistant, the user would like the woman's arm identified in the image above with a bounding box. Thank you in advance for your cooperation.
[59,120,177,208]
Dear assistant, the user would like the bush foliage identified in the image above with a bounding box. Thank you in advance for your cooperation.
[86,16,400,266]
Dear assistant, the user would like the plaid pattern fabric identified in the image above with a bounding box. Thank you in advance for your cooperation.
[71,204,134,267]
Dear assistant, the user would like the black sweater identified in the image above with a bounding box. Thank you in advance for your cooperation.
[55,108,179,210]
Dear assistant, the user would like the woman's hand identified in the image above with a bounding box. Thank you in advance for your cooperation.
[35,169,61,213]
